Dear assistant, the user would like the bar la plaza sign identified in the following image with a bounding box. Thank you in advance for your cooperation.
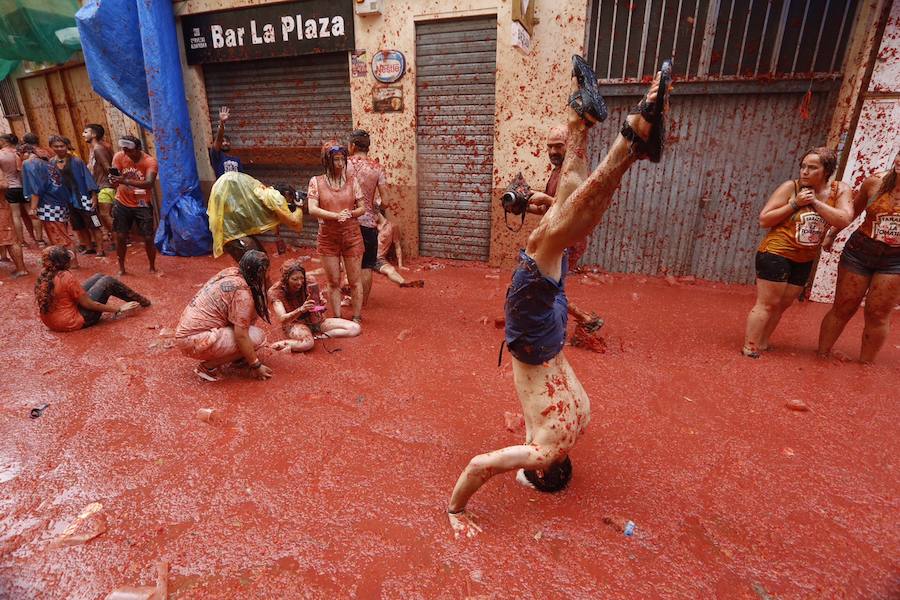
[371,50,406,83]
[182,0,354,64]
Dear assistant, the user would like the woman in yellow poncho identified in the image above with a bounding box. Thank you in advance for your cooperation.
[207,172,303,261]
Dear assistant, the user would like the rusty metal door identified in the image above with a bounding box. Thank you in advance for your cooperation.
[203,52,352,246]
[583,85,837,283]
[415,17,497,260]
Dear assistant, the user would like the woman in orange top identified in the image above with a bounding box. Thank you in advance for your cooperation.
[818,151,900,363]
[34,246,150,332]
[307,141,366,323]
[742,147,852,357]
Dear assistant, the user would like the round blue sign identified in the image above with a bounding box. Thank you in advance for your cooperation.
[372,50,406,83]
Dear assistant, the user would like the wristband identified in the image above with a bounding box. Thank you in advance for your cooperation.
[789,198,799,211]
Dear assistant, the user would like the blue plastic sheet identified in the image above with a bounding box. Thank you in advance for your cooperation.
[74,1,150,128]
[75,1,211,256]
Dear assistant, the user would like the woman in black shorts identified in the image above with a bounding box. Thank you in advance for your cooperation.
[818,151,900,363]
[742,148,853,357]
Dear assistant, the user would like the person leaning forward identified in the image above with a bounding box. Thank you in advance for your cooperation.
[176,250,273,382]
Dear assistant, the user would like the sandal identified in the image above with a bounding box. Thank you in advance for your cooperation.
[741,346,760,359]
[580,314,604,333]
[570,55,607,124]
[194,365,220,382]
[620,58,672,163]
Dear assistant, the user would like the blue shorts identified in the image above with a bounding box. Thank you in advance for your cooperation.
[504,250,569,365]
[840,230,900,276]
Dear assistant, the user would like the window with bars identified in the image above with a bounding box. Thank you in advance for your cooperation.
[0,78,22,117]
[585,0,859,81]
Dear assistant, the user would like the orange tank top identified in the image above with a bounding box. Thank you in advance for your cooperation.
[758,180,838,263]
[857,191,900,247]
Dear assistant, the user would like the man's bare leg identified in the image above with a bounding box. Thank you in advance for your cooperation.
[529,107,657,281]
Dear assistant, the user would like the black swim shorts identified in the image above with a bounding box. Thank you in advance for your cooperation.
[5,187,25,204]
[112,202,154,237]
[361,225,378,269]
[755,251,813,287]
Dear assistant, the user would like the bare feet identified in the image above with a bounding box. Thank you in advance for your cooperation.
[448,510,483,539]
[116,301,141,316]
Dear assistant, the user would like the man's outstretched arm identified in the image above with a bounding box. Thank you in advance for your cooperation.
[448,443,555,537]
[212,106,229,151]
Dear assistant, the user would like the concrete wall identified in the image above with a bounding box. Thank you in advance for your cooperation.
[173,0,587,264]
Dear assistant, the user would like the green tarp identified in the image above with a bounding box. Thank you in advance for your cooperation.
[0,0,81,64]
[0,58,18,80]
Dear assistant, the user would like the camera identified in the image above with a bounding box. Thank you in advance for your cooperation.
[500,172,531,216]
[501,190,528,216]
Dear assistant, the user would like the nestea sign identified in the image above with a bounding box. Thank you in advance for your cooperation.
[182,0,355,65]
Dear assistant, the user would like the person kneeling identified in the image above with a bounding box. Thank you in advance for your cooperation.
[269,259,360,352]
[35,246,150,332]
[175,250,273,381]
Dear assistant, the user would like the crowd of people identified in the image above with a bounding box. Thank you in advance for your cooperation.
[0,54,896,538]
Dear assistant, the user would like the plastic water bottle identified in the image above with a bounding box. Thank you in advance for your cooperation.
[624,521,635,536]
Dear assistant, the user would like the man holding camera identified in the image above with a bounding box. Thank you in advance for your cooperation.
[527,126,605,343]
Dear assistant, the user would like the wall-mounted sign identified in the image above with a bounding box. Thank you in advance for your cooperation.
[512,0,536,36]
[372,85,403,112]
[511,21,532,55]
[182,0,355,65]
[371,50,406,83]
[351,50,368,78]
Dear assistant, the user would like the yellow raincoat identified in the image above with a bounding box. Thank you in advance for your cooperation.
[207,172,303,257]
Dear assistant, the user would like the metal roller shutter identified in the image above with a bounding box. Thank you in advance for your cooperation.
[415,18,497,260]
[203,52,352,246]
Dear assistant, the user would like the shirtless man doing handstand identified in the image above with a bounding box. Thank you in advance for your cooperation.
[447,56,671,537]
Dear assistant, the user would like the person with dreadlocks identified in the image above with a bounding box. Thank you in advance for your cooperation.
[268,259,361,352]
[34,246,150,332]
[447,56,673,538]
[175,250,273,381]
[22,143,80,266]
[307,140,366,323]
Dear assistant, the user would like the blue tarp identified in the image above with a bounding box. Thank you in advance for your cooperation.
[75,1,211,256]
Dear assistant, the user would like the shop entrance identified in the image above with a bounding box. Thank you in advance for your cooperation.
[203,52,352,246]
